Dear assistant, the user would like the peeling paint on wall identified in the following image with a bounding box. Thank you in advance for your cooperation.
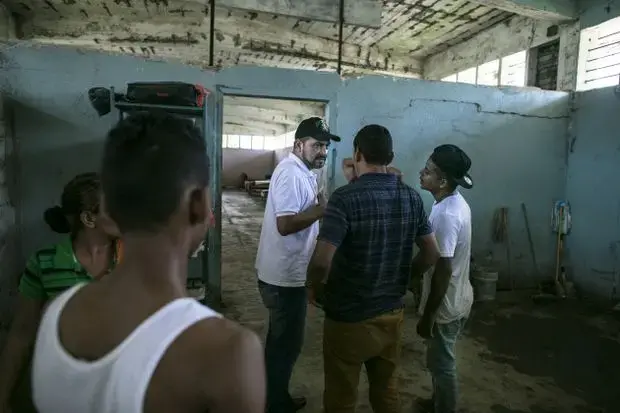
[424,15,580,91]
[3,0,515,77]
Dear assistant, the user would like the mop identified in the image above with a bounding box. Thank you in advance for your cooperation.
[551,201,571,297]
[533,201,572,303]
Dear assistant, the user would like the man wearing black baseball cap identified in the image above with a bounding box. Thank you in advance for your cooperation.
[255,117,340,413]
[413,144,474,413]
[293,116,341,169]
[306,125,442,413]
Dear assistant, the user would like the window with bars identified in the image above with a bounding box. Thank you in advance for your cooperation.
[440,51,528,87]
[222,134,290,150]
[577,16,620,91]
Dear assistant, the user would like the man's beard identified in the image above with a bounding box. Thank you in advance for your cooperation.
[311,157,326,169]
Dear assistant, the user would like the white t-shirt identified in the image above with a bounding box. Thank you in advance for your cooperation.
[418,191,473,323]
[255,153,320,287]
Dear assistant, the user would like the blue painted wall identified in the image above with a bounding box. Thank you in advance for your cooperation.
[336,77,569,288]
[1,45,570,288]
[579,0,620,29]
[566,86,620,299]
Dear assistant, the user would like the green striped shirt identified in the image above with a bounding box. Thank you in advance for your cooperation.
[19,237,118,300]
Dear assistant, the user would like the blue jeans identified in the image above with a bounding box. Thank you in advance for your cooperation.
[258,280,307,413]
[426,318,467,413]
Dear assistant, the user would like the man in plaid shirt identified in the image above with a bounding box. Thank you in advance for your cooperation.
[306,125,444,413]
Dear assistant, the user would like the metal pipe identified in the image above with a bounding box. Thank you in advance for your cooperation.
[114,102,204,117]
[205,87,224,308]
[209,0,215,67]
[337,0,344,74]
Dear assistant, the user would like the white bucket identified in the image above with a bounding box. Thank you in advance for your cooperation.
[471,269,499,302]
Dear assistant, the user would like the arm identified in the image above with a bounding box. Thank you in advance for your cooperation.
[420,213,461,323]
[342,158,402,183]
[277,206,324,236]
[307,194,348,286]
[410,205,439,284]
[342,158,356,183]
[208,325,266,413]
[273,173,324,236]
[387,165,403,181]
[307,241,338,289]
[0,257,46,407]
[410,233,441,283]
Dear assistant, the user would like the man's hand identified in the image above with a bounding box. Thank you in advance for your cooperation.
[416,315,434,339]
[342,158,356,182]
[306,282,324,309]
[317,192,327,208]
[387,166,403,180]
[408,280,421,306]
[307,287,321,309]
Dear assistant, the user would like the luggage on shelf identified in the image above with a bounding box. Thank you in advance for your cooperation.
[125,82,208,108]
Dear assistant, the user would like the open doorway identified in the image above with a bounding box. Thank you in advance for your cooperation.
[219,95,327,318]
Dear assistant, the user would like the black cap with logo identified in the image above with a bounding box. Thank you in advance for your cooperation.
[430,144,474,189]
[295,117,341,142]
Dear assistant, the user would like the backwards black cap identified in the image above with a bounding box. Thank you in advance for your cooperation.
[430,144,473,189]
[295,117,341,142]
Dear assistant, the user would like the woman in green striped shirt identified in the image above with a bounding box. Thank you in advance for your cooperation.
[0,172,120,413]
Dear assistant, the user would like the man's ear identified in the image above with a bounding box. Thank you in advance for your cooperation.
[354,149,362,163]
[293,139,303,153]
[80,211,97,229]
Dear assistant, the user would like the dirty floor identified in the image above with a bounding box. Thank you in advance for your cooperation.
[220,190,620,413]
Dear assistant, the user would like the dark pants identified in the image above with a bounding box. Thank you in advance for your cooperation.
[11,358,37,413]
[258,280,307,413]
[323,309,404,413]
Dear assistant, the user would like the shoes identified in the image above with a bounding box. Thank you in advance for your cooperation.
[414,398,434,413]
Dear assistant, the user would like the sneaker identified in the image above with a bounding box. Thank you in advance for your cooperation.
[413,398,434,413]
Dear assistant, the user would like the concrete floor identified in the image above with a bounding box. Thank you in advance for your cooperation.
[220,190,620,413]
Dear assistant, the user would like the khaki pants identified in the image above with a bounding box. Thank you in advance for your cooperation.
[323,309,404,413]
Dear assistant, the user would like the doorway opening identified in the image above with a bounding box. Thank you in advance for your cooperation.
[219,95,327,318]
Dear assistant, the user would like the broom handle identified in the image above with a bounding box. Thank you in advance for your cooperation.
[555,207,564,282]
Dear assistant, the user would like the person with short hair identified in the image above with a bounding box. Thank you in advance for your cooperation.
[31,111,265,413]
[0,172,120,413]
[255,117,341,413]
[414,144,474,413]
[306,124,443,413]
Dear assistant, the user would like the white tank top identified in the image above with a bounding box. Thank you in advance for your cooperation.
[32,283,221,413]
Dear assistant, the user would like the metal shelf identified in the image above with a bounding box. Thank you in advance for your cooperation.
[114,101,205,117]
[110,84,221,308]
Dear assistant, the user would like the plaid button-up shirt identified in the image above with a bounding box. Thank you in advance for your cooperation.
[318,172,432,323]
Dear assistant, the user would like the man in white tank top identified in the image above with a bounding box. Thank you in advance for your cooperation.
[412,144,474,413]
[31,111,266,413]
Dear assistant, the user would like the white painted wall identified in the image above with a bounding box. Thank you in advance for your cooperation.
[273,146,292,165]
[222,148,275,187]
